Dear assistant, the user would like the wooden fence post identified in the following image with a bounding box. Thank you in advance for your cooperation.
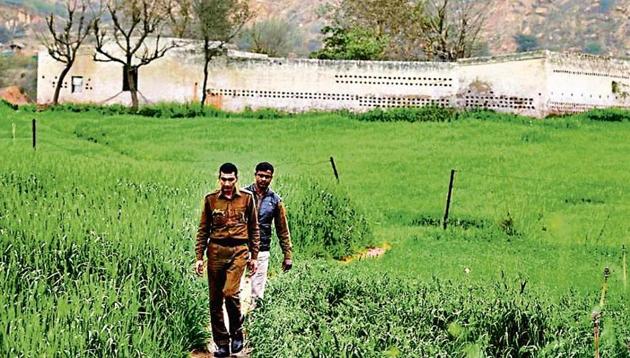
[443,169,456,229]
[32,119,36,150]
[330,156,339,183]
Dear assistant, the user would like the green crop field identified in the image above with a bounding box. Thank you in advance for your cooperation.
[1,102,629,357]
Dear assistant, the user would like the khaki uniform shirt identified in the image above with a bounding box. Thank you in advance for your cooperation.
[196,187,260,261]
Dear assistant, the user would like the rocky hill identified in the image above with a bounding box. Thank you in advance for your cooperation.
[247,0,630,58]
[482,0,629,56]
[1,0,628,57]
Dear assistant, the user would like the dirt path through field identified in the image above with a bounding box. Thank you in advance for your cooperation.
[341,243,391,263]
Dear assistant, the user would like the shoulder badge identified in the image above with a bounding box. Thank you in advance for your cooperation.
[206,189,220,198]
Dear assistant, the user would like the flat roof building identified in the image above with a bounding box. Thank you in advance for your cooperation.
[37,39,630,118]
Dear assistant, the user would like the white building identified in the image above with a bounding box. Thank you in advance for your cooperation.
[37,39,630,118]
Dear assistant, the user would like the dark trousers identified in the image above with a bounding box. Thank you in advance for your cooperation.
[207,242,248,346]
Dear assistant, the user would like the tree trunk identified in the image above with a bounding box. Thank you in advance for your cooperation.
[201,60,209,107]
[130,90,139,112]
[126,66,139,112]
[53,65,72,105]
[200,38,210,107]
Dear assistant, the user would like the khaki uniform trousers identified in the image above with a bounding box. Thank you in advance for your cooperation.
[207,241,248,346]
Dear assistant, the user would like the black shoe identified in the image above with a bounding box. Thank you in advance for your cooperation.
[231,332,244,354]
[214,344,230,358]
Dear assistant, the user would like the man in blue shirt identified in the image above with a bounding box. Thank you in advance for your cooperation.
[245,162,293,304]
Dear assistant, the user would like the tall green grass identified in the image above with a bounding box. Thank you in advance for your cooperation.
[279,178,374,259]
[0,151,210,356]
[248,260,630,357]
[0,101,375,355]
[1,101,629,355]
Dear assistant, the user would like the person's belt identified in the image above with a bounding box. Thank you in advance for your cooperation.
[209,238,248,247]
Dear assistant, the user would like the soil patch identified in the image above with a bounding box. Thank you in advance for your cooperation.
[0,86,31,105]
[341,243,390,263]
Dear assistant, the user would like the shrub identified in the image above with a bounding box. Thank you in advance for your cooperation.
[580,108,630,122]
[354,106,457,123]
[241,107,290,119]
[278,178,373,259]
[29,102,296,120]
[514,34,539,52]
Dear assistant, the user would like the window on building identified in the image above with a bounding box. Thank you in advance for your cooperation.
[71,76,83,93]
[122,68,138,91]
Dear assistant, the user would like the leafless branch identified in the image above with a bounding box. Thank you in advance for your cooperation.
[39,0,102,104]
[92,0,176,110]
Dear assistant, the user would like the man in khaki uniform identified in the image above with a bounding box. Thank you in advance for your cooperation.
[195,163,260,357]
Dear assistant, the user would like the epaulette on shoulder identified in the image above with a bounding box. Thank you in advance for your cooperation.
[206,189,220,198]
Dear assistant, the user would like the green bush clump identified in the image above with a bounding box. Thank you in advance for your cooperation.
[279,178,373,260]
[248,261,629,357]
[354,105,458,123]
[580,108,630,122]
[43,103,131,116]
[136,102,215,118]
[14,101,630,123]
[464,108,533,123]
[241,107,291,119]
[27,102,295,119]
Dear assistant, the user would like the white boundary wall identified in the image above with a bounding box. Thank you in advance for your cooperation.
[37,43,630,118]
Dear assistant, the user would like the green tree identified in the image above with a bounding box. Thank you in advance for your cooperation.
[584,41,603,55]
[310,26,388,61]
[192,0,252,106]
[314,0,489,61]
[514,34,539,52]
[325,0,424,60]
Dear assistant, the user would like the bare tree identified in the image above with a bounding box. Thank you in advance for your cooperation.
[93,0,177,111]
[420,0,488,61]
[193,0,252,106]
[40,0,98,105]
[164,0,194,38]
[240,18,305,57]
